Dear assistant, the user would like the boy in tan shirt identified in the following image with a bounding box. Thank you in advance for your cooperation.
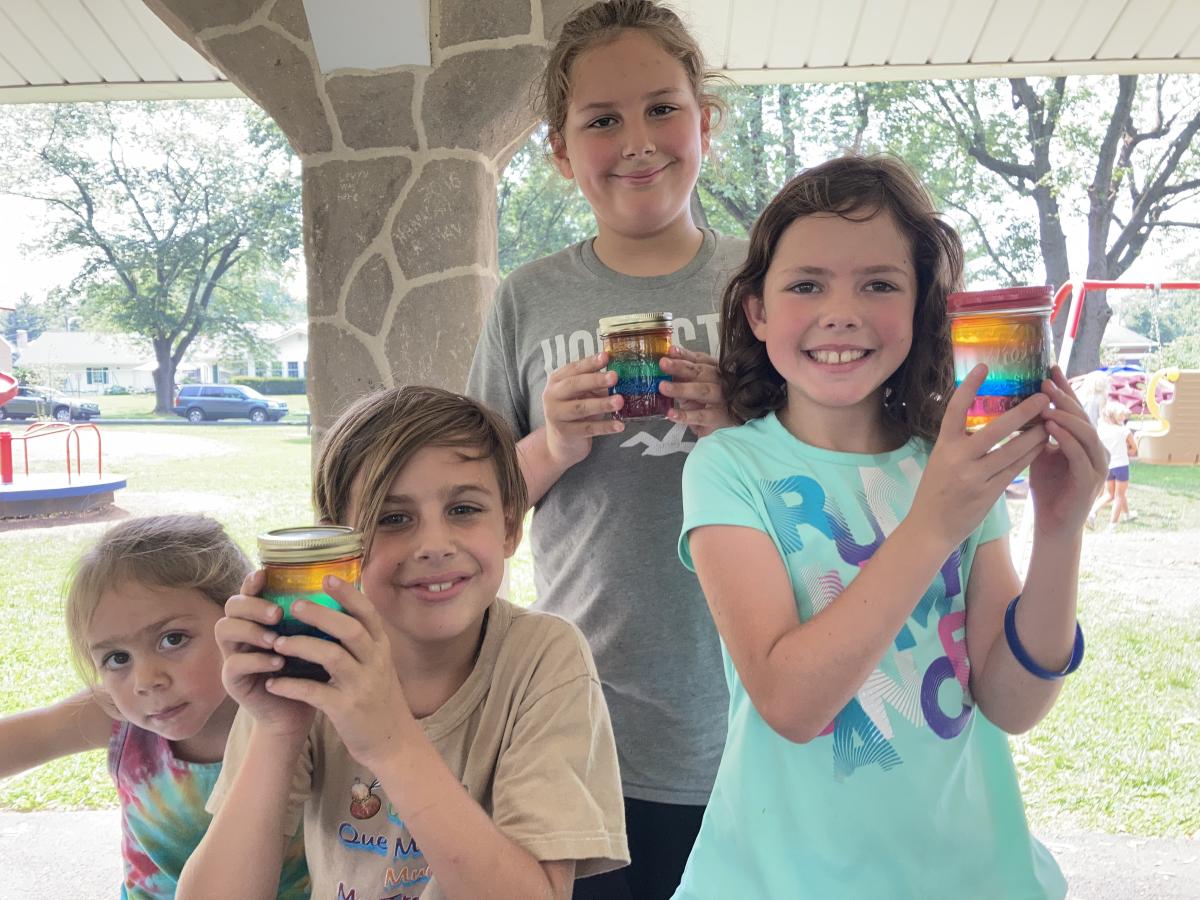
[179,387,628,900]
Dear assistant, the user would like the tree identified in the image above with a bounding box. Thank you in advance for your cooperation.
[878,75,1200,374]
[1,294,46,344]
[0,101,301,412]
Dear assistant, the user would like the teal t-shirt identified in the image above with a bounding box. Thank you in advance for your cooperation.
[673,414,1066,900]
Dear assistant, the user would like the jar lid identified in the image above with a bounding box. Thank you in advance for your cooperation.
[598,312,674,336]
[257,525,363,564]
[947,286,1054,316]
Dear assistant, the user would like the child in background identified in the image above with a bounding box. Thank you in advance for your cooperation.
[0,515,309,899]
[467,3,744,894]
[1091,400,1139,529]
[673,156,1107,898]
[179,386,627,900]
[1079,369,1111,426]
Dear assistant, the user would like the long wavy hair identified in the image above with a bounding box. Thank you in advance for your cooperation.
[719,154,964,443]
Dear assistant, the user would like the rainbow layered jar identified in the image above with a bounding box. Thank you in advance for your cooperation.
[599,312,674,421]
[947,286,1054,432]
[258,525,363,681]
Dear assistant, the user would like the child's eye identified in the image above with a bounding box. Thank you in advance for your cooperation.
[101,651,130,671]
[648,104,678,117]
[786,281,819,294]
[586,115,618,129]
[160,632,190,651]
[379,512,412,527]
[449,504,483,517]
[864,280,898,293]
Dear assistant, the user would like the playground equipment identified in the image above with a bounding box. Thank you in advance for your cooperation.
[0,419,126,519]
[1136,369,1200,465]
[0,370,16,407]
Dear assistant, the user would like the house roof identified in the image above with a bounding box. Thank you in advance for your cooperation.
[17,330,151,367]
[1102,321,1158,351]
[1,0,1197,104]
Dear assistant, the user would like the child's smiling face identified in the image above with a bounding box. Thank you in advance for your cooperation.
[551,28,710,242]
[745,209,917,443]
[352,445,518,653]
[87,583,234,762]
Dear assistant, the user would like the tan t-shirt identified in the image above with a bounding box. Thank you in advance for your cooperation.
[211,599,628,899]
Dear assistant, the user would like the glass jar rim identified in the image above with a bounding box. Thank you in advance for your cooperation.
[947,286,1054,316]
[258,525,363,564]
[599,312,674,336]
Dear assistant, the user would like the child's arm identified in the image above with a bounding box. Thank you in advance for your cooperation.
[966,369,1108,732]
[0,689,113,778]
[519,352,624,505]
[266,578,577,899]
[690,366,1050,742]
[1126,429,1139,458]
[177,571,316,900]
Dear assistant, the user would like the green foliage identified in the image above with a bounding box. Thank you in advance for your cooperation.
[1121,292,1200,346]
[0,101,302,409]
[497,133,594,277]
[232,376,306,394]
[1143,334,1200,371]
[1,294,46,344]
[11,365,37,386]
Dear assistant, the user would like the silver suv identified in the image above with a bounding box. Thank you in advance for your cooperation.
[172,384,288,423]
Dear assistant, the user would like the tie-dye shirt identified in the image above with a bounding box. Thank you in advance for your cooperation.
[109,720,310,898]
[672,413,1067,900]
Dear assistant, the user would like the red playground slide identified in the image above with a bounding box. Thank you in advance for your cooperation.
[0,371,16,407]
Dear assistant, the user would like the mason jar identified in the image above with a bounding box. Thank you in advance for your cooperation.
[947,286,1055,432]
[258,525,363,681]
[598,312,674,421]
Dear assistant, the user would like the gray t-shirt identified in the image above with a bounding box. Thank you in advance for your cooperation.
[466,230,746,804]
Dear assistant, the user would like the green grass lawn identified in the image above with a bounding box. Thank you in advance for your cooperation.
[86,392,310,420]
[1,439,1197,838]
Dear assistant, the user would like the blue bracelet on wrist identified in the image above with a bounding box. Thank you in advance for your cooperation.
[1004,595,1084,680]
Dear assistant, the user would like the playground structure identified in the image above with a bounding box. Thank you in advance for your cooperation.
[0,418,126,519]
[1136,368,1200,465]
[1050,279,1200,466]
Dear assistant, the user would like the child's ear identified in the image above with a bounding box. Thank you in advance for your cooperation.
[743,294,768,341]
[549,131,574,180]
[699,105,712,155]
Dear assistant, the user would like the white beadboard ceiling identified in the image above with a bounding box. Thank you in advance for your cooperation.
[1,0,1198,104]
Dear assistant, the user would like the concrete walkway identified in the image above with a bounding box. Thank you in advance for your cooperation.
[1,809,1197,898]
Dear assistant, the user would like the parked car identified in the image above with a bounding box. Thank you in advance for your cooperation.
[172,384,288,423]
[0,386,101,422]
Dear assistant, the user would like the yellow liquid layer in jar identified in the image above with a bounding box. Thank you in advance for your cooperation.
[262,553,362,623]
[949,312,1053,432]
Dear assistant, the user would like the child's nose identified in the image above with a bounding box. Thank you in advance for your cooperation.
[414,520,455,561]
[622,121,655,158]
[133,659,169,694]
[818,301,862,329]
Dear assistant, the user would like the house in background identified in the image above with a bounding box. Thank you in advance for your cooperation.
[1101,322,1158,366]
[17,325,309,393]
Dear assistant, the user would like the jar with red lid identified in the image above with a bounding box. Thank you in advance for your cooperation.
[946,286,1055,432]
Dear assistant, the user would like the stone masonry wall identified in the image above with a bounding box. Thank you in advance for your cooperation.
[143,0,585,436]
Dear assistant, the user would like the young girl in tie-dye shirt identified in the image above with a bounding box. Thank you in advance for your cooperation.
[0,515,309,899]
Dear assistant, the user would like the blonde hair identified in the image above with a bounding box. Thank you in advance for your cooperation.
[312,386,528,555]
[538,0,726,138]
[1103,401,1129,424]
[65,515,249,682]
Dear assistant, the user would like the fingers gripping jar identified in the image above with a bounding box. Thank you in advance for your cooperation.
[947,286,1055,432]
[598,312,674,421]
[257,525,363,681]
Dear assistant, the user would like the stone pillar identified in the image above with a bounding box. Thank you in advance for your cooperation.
[143,0,582,436]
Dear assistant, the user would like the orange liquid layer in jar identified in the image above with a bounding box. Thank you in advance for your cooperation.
[261,554,362,623]
[603,327,674,420]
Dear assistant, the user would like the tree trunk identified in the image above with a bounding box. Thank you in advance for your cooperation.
[152,340,176,415]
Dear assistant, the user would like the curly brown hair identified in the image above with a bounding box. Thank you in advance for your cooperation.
[719,154,964,443]
[536,0,726,140]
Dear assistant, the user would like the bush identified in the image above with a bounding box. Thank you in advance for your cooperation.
[105,385,131,395]
[232,376,306,395]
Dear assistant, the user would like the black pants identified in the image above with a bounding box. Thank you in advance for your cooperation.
[572,797,706,900]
